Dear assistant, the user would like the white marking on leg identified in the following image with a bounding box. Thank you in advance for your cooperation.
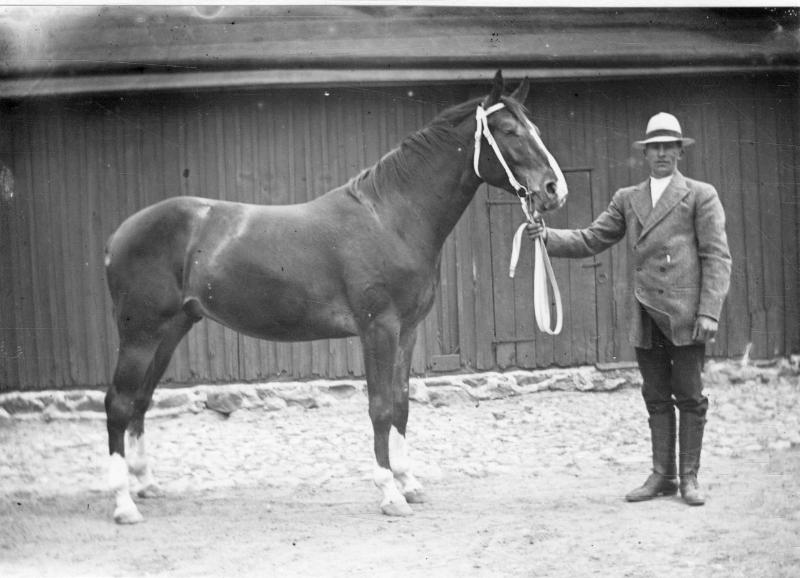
[109,453,142,524]
[127,432,161,498]
[388,426,425,503]
[388,426,411,474]
[373,464,412,516]
[125,432,143,475]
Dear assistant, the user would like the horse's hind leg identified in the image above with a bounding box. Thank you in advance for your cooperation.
[126,313,196,499]
[106,343,154,524]
[105,311,195,524]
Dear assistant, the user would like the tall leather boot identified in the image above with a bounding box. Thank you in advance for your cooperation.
[625,410,679,502]
[679,412,706,506]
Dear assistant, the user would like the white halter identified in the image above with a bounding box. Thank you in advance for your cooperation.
[473,103,563,335]
[473,103,527,195]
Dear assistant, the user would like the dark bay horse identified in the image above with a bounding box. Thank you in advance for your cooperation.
[104,71,568,524]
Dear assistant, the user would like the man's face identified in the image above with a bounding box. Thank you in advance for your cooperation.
[644,141,683,178]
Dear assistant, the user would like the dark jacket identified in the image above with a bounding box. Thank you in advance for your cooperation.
[545,170,732,348]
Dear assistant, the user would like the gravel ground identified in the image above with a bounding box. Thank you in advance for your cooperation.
[0,360,798,577]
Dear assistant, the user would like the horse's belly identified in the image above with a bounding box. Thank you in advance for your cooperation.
[187,269,358,341]
[192,297,358,341]
[220,309,357,342]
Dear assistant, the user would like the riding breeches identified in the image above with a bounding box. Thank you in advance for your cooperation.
[634,316,708,418]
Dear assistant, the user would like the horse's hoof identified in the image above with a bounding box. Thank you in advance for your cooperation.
[403,489,427,504]
[113,505,144,525]
[381,498,413,517]
[137,484,164,499]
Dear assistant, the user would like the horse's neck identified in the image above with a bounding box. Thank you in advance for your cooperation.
[372,126,479,255]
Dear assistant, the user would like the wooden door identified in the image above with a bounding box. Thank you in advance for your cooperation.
[486,168,611,368]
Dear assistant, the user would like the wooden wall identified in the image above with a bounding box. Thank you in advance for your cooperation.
[476,72,799,370]
[0,72,797,391]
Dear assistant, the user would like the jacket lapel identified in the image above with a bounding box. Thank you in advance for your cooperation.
[639,171,690,240]
[630,179,652,229]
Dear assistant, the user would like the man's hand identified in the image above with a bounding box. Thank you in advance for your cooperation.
[526,219,547,242]
[692,315,718,343]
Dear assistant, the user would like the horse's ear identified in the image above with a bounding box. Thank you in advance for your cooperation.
[510,77,530,104]
[484,70,504,107]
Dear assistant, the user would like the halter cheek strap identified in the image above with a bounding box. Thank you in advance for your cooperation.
[473,103,528,197]
[474,103,563,335]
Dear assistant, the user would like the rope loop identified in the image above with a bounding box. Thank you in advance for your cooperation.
[509,198,563,336]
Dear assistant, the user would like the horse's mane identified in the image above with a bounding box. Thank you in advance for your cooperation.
[346,94,531,199]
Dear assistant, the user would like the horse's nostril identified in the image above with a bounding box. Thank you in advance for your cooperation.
[545,181,557,198]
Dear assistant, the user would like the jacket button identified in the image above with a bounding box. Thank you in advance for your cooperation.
[658,289,664,294]
[659,267,666,272]
[636,267,642,272]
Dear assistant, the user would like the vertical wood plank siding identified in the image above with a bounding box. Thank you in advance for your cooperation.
[0,74,797,391]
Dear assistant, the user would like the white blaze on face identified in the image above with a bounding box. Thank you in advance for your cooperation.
[526,119,568,204]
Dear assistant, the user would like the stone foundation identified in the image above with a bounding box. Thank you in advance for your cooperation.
[1,357,797,423]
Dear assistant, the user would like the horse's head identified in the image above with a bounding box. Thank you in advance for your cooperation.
[473,71,568,214]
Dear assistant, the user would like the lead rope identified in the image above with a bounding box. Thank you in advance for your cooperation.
[509,196,563,335]
[474,103,563,335]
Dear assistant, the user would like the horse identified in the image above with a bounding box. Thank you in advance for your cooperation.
[103,71,568,524]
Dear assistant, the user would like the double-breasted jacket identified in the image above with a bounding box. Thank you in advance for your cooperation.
[545,170,732,348]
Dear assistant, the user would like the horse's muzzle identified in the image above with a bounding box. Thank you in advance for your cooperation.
[541,179,567,212]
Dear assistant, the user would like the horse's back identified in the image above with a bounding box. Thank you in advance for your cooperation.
[107,195,212,246]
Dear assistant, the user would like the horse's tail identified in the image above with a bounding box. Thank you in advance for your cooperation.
[103,231,116,270]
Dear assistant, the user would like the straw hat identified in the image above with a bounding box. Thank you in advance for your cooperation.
[633,112,695,149]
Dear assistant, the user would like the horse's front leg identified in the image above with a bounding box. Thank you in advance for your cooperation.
[126,431,163,498]
[362,319,418,516]
[389,328,426,505]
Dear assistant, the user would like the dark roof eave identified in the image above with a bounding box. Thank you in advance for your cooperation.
[2,62,797,99]
[4,39,798,78]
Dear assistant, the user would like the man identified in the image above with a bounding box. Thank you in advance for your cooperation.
[527,112,731,506]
